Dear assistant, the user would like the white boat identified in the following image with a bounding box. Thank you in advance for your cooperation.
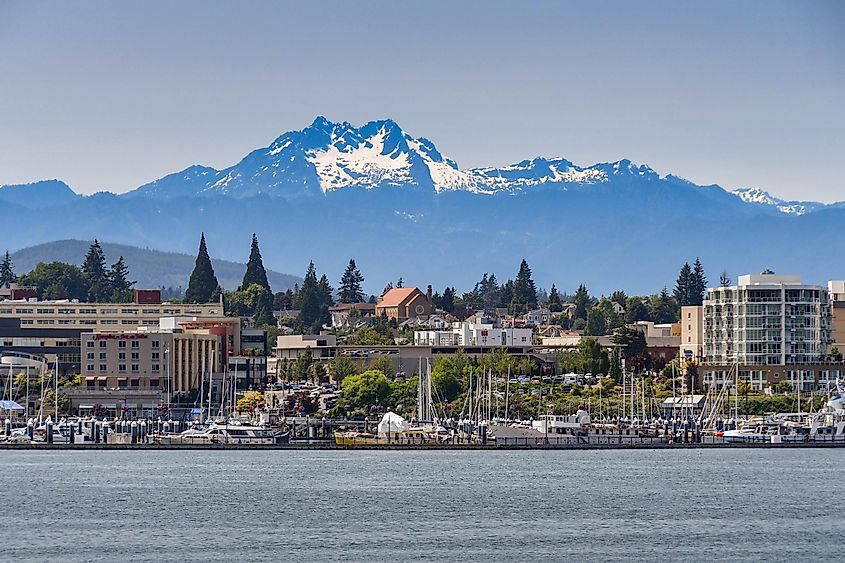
[722,421,805,443]
[490,409,660,445]
[157,422,289,445]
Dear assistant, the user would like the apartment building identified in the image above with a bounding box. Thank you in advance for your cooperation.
[0,289,223,331]
[830,281,845,349]
[703,273,831,366]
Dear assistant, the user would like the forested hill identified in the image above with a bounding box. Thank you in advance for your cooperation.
[10,240,300,294]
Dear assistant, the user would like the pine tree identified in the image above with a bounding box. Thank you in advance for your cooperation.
[338,259,366,303]
[547,284,563,312]
[690,258,707,305]
[298,262,321,328]
[512,259,537,312]
[186,233,220,304]
[652,287,677,323]
[317,274,335,328]
[0,251,16,287]
[109,256,135,302]
[720,270,731,287]
[396,277,404,288]
[82,240,112,301]
[674,262,692,307]
[573,284,591,320]
[242,234,270,292]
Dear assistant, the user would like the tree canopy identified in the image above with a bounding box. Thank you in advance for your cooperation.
[242,234,270,292]
[0,251,16,287]
[338,259,366,303]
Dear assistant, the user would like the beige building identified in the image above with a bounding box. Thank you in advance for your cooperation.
[0,293,223,331]
[81,326,220,396]
[680,306,704,361]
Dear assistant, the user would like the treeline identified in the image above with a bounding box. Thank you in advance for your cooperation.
[1,242,135,302]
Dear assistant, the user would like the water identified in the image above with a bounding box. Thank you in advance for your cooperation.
[0,449,841,562]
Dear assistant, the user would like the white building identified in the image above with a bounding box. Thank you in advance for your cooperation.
[703,272,831,366]
[414,322,532,347]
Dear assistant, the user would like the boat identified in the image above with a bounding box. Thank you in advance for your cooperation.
[490,408,663,445]
[334,411,438,445]
[156,422,289,445]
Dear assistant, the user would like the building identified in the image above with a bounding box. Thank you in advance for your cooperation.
[679,305,704,361]
[0,317,82,374]
[376,286,434,323]
[414,322,533,347]
[523,308,551,327]
[830,281,845,349]
[0,289,224,331]
[703,272,831,366]
[328,302,376,328]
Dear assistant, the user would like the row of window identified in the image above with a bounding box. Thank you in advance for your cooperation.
[85,364,160,372]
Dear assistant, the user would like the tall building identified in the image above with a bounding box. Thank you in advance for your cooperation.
[829,281,845,349]
[699,272,840,392]
[703,273,831,366]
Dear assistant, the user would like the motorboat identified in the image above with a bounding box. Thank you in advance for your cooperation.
[156,422,289,445]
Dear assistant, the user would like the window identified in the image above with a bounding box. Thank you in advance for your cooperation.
[86,364,94,371]
[130,379,140,387]
[121,320,136,325]
[150,379,160,388]
[79,320,97,325]
[131,341,139,348]
[118,352,126,360]
[151,352,159,360]
[99,341,107,348]
[87,379,95,389]
[87,341,94,348]
[131,364,139,372]
[121,308,139,314]
[99,364,107,371]
[118,341,126,348]
[151,340,160,349]
[87,352,94,360]
[99,352,107,360]
[131,352,139,360]
[152,364,160,372]
[99,379,107,389]
[101,319,118,325]
[118,364,126,372]
[59,320,75,325]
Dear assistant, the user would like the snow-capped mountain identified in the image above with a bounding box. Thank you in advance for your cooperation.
[730,187,823,216]
[127,117,668,199]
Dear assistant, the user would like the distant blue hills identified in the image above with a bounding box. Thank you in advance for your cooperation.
[2,117,843,295]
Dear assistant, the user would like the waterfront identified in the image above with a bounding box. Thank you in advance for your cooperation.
[2,449,842,562]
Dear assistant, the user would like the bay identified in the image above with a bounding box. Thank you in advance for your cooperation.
[0,449,841,562]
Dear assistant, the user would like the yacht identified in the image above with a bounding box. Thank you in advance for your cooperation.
[490,409,660,445]
[157,422,289,445]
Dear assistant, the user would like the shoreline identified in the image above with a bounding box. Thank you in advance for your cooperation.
[3,441,844,451]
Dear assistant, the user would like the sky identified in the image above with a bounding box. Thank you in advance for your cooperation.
[1,1,843,202]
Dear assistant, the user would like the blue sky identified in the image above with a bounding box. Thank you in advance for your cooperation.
[1,1,843,201]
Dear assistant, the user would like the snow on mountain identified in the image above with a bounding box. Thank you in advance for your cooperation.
[730,187,822,216]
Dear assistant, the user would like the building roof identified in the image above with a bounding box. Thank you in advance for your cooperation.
[378,287,422,307]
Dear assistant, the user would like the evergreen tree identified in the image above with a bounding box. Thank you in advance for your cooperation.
[0,251,16,287]
[185,233,220,304]
[585,308,607,336]
[720,270,731,287]
[438,287,456,313]
[338,259,366,303]
[547,284,563,312]
[82,240,112,301]
[512,259,537,312]
[108,256,135,302]
[382,281,393,295]
[609,290,627,309]
[573,284,591,320]
[651,287,678,323]
[242,234,270,292]
[316,274,335,329]
[624,296,652,323]
[690,258,707,305]
[396,277,404,288]
[674,262,692,307]
[298,262,322,328]
[498,280,514,308]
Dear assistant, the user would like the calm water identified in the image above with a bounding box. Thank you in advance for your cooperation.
[0,449,841,562]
